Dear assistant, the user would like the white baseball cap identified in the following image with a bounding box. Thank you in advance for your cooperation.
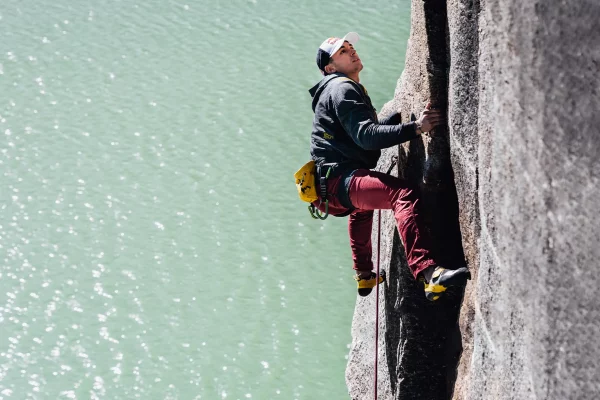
[316,32,360,73]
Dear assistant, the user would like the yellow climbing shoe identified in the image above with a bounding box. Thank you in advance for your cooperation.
[354,270,386,297]
[423,266,470,301]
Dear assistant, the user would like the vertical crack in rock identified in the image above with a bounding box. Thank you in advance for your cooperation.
[447,0,481,397]
[386,2,468,399]
[347,1,470,399]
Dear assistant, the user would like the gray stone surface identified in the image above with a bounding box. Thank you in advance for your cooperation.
[346,0,600,399]
[459,1,600,399]
[347,1,467,399]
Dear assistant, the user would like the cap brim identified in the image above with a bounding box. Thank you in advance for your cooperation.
[330,32,360,56]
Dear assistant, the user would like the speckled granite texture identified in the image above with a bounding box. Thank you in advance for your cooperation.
[346,1,600,399]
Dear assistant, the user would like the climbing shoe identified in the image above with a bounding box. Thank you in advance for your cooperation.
[423,266,470,301]
[354,270,386,297]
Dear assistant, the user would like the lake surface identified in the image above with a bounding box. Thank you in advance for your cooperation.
[0,1,410,398]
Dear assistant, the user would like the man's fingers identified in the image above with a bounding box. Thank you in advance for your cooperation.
[424,118,447,128]
[424,118,444,126]
[418,108,447,131]
[428,115,446,121]
[425,102,432,110]
[429,117,446,124]
[422,113,442,120]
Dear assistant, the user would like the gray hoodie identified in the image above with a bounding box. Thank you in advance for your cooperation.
[308,73,419,176]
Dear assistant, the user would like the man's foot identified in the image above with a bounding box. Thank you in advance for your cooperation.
[354,270,386,297]
[422,266,470,301]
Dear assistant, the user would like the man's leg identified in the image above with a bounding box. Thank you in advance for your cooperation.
[348,210,374,278]
[347,169,436,279]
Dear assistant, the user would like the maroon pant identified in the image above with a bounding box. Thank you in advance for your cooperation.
[313,169,436,279]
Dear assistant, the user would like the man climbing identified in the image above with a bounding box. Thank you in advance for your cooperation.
[308,32,470,301]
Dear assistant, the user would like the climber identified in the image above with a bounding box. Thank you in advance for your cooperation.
[306,32,470,300]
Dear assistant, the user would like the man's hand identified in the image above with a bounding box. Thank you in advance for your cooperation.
[416,102,445,133]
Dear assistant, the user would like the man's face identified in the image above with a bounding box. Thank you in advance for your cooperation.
[327,41,363,76]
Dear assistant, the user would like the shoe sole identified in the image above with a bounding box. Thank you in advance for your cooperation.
[358,270,386,297]
[424,268,471,301]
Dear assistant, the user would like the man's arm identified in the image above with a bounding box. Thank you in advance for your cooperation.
[378,112,402,125]
[333,83,419,150]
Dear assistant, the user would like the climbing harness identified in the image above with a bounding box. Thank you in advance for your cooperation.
[293,160,331,219]
[309,163,332,220]
[295,161,359,220]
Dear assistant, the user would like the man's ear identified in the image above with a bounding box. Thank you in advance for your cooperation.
[324,64,336,74]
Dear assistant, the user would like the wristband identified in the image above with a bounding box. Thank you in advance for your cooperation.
[415,121,423,135]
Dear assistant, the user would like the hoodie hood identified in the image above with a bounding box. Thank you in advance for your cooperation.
[308,73,350,112]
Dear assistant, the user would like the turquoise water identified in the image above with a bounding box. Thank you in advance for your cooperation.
[0,1,409,398]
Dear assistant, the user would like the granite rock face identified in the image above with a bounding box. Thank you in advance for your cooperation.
[346,1,600,399]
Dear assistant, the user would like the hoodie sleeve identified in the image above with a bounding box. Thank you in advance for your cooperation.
[379,112,402,125]
[332,82,418,150]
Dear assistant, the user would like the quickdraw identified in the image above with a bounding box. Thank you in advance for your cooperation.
[308,165,332,220]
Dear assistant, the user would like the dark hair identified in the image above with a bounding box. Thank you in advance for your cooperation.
[316,48,332,74]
